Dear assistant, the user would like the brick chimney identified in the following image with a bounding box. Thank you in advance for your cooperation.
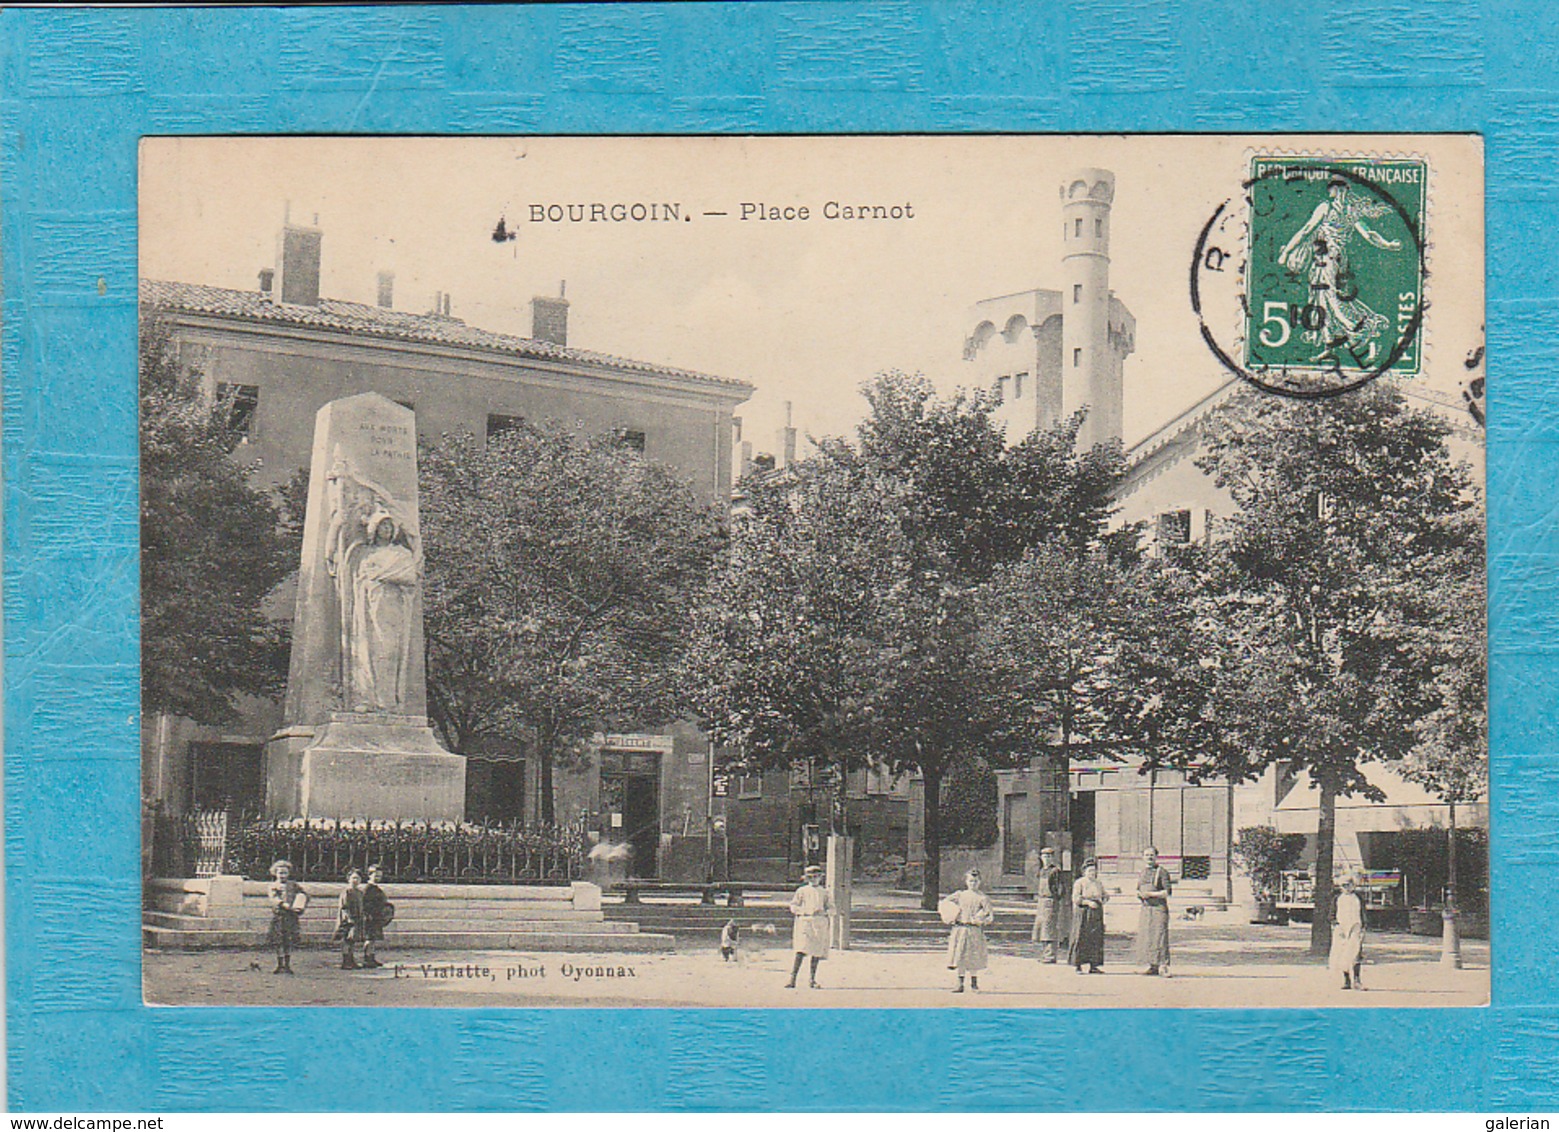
[274,217,322,306]
[777,401,798,469]
[531,295,569,346]
[376,271,394,309]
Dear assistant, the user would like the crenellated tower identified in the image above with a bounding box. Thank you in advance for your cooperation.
[963,168,1135,449]
[1060,168,1124,450]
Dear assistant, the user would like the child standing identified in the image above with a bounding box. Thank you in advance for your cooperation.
[719,918,740,962]
[266,860,306,975]
[360,864,390,969]
[335,869,365,970]
[945,869,995,993]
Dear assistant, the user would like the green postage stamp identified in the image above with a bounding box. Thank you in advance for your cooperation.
[1245,156,1427,381]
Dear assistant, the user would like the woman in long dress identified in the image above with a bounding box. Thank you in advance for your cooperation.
[945,869,995,993]
[1330,871,1367,990]
[1135,847,1173,976]
[1069,858,1108,974]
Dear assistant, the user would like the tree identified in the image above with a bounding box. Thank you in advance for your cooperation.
[1187,382,1481,954]
[940,758,999,849]
[688,372,1125,908]
[1230,825,1307,903]
[1397,517,1487,930]
[417,422,725,822]
[684,449,915,813]
[140,314,295,726]
[977,536,1256,891]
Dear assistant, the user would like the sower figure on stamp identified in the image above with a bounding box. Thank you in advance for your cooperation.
[1277,174,1402,364]
[266,859,306,975]
[1032,846,1066,964]
[944,869,995,993]
[785,864,834,989]
[1135,847,1173,977]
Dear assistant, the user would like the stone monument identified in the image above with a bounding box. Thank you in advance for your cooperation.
[264,392,466,820]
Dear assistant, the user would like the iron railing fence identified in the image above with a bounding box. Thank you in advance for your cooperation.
[147,809,590,884]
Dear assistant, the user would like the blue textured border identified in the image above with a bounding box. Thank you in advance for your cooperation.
[3,3,1554,1112]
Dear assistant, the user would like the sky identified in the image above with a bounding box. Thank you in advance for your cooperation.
[140,134,1485,457]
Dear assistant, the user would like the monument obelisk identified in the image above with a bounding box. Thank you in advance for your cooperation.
[263,392,466,820]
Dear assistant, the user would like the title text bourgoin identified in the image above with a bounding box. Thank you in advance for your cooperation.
[528,201,915,223]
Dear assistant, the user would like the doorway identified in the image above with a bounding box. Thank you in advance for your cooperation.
[599,748,662,878]
[1070,790,1097,869]
[1002,792,1029,876]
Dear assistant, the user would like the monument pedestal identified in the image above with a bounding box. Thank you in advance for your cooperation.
[265,712,466,822]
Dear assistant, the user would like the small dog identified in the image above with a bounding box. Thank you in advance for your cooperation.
[1181,905,1205,921]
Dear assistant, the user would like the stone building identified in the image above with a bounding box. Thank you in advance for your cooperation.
[963,167,1136,453]
[957,169,1483,902]
[141,218,754,881]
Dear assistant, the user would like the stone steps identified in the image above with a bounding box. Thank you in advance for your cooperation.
[143,910,642,933]
[143,926,675,952]
[603,904,1040,941]
[143,877,675,953]
[142,905,607,925]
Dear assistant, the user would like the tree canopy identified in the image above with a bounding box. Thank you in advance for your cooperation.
[1183,382,1483,951]
[140,315,295,725]
[688,371,1126,906]
[418,422,725,822]
[979,542,1241,773]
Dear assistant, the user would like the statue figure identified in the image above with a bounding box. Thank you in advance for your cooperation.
[323,449,422,713]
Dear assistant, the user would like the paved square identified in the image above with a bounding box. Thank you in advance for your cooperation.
[145,921,1488,1009]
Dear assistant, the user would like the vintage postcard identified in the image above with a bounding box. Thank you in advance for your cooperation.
[138,134,1486,1009]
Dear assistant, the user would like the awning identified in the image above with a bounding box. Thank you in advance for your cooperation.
[1271,763,1487,835]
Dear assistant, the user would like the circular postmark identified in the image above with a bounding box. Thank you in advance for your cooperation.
[1191,157,1428,399]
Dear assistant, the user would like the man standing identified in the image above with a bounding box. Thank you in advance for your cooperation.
[1032,846,1066,964]
[1135,847,1173,977]
[785,863,834,989]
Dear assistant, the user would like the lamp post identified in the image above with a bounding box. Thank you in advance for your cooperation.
[1440,800,1463,969]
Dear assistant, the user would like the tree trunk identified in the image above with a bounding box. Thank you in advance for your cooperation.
[921,763,942,911]
[1309,773,1338,956]
[539,742,556,825]
[1446,801,1458,912]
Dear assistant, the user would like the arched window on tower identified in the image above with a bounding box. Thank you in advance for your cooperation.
[1073,348,1082,368]
[1095,218,1103,237]
[1073,284,1082,304]
[1074,217,1083,237]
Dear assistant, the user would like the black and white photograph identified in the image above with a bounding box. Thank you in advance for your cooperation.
[138,134,1487,1009]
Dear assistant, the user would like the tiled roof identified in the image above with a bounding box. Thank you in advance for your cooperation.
[141,278,753,394]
